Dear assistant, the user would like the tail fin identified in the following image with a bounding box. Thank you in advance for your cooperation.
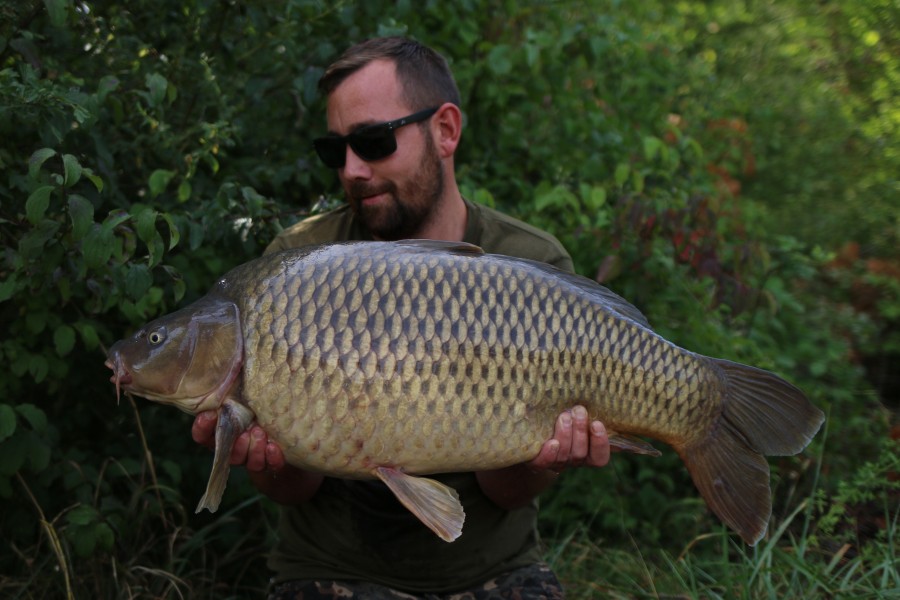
[680,359,825,545]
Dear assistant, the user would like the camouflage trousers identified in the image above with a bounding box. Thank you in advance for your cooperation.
[267,563,564,600]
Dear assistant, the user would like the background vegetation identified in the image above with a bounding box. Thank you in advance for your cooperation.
[1,0,897,597]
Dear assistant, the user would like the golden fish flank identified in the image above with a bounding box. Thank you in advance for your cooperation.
[105,240,824,546]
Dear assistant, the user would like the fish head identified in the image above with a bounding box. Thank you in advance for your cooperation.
[105,296,243,414]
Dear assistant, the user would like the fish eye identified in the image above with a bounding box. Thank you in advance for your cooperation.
[148,328,167,345]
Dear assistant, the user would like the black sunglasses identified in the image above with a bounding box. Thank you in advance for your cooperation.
[313,107,439,169]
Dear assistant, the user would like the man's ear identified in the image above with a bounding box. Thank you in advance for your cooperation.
[433,102,462,158]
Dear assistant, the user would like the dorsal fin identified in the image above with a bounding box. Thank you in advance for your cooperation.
[393,239,485,255]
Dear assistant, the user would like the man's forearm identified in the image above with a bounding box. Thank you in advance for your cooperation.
[248,465,325,505]
[476,465,558,509]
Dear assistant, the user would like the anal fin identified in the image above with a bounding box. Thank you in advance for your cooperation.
[608,430,662,456]
[374,467,465,542]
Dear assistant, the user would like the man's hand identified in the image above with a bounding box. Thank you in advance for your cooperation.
[476,405,610,509]
[526,405,611,473]
[191,410,322,504]
[191,410,285,472]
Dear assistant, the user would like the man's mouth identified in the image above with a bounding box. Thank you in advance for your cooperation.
[361,191,388,206]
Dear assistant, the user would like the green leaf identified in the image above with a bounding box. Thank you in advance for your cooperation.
[145,73,168,107]
[631,169,645,193]
[29,355,49,383]
[0,275,18,303]
[97,75,119,101]
[25,186,55,225]
[585,186,607,212]
[177,180,192,202]
[27,434,51,472]
[83,170,104,193]
[54,325,76,356]
[134,206,159,243]
[0,405,16,443]
[17,220,60,259]
[534,184,578,213]
[162,265,185,302]
[82,224,114,269]
[62,154,82,187]
[67,505,97,526]
[487,45,513,75]
[15,404,47,433]
[43,0,68,27]
[94,522,114,552]
[74,322,100,351]
[67,194,94,240]
[614,163,630,187]
[0,434,26,475]
[161,212,180,250]
[28,148,56,180]
[102,209,131,231]
[125,264,153,300]
[642,136,664,162]
[148,169,175,198]
[25,310,47,334]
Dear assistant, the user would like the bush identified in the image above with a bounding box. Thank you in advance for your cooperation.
[1,1,894,596]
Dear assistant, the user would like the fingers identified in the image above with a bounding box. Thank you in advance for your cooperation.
[528,439,562,472]
[570,406,590,464]
[588,420,611,468]
[193,413,284,473]
[230,425,271,472]
[191,411,217,448]
[528,406,611,473]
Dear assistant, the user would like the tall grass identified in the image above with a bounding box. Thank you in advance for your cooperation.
[546,431,900,599]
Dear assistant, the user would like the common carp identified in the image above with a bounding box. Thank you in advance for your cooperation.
[105,240,824,545]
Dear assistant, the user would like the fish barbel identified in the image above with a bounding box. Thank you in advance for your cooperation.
[105,240,824,544]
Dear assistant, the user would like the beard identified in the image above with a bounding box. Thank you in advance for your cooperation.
[344,132,444,241]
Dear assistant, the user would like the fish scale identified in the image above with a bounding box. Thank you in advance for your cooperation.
[241,244,693,474]
[106,239,824,545]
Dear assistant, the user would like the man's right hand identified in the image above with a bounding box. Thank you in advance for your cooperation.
[190,410,323,504]
[191,410,286,473]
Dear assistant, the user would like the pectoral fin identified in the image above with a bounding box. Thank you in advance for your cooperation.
[196,399,256,513]
[607,430,662,457]
[374,467,465,542]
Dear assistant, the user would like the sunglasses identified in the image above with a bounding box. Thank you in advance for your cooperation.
[313,107,439,169]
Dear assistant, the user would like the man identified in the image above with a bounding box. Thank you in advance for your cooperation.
[193,37,611,599]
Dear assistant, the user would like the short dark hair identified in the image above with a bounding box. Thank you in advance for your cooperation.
[318,37,461,111]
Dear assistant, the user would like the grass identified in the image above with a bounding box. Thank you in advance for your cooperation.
[549,505,899,599]
[7,473,897,598]
[547,437,900,600]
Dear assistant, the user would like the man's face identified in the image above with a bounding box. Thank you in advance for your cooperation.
[325,60,444,240]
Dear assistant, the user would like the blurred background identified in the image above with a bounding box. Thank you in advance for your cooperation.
[1,1,897,597]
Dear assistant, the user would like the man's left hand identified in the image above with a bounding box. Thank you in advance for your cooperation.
[526,405,610,473]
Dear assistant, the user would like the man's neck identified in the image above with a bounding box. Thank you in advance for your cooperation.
[415,185,467,242]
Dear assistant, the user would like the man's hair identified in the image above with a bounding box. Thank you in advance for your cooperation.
[318,37,461,111]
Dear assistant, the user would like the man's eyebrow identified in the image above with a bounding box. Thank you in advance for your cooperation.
[326,119,384,137]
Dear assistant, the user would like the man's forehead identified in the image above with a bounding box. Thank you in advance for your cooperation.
[325,60,411,133]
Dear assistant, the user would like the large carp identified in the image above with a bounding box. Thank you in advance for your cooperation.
[105,240,824,545]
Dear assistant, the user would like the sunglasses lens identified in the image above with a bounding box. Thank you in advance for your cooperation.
[349,126,397,161]
[313,138,347,169]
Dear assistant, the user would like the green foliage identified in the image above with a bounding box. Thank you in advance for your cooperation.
[1,0,896,597]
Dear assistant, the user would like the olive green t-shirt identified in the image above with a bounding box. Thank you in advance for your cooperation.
[264,199,573,593]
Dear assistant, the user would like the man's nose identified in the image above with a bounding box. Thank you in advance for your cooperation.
[341,146,373,179]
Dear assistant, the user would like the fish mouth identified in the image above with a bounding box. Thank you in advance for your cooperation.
[105,354,133,404]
